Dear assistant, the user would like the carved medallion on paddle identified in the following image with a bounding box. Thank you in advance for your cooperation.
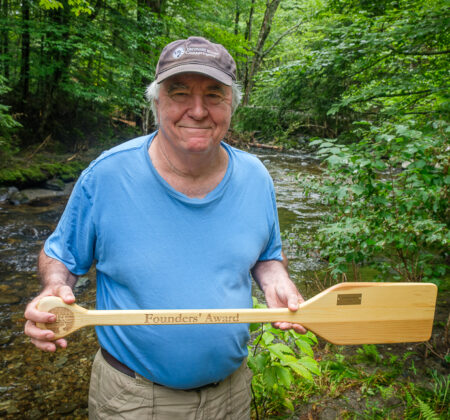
[45,307,75,334]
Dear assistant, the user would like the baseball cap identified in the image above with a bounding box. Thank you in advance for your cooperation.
[155,36,236,86]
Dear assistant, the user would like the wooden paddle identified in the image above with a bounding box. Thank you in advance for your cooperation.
[37,282,437,345]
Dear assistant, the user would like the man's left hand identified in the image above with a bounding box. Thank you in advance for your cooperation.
[251,259,307,334]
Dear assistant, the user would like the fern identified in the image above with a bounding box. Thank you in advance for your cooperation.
[416,398,439,420]
[431,371,449,412]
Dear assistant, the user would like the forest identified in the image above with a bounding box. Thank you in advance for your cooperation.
[0,0,448,418]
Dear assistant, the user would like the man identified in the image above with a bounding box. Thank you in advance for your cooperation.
[24,36,305,419]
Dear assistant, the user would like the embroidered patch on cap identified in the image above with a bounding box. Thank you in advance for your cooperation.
[173,47,185,59]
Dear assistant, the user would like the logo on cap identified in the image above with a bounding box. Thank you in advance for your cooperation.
[173,47,185,59]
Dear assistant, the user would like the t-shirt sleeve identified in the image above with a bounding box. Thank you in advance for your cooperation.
[258,180,283,262]
[44,173,96,275]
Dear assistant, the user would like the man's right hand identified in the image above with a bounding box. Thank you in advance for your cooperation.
[24,284,76,352]
[24,249,78,351]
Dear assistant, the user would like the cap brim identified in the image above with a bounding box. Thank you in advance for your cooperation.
[156,64,233,86]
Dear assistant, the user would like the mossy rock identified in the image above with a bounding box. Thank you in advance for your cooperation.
[0,161,86,188]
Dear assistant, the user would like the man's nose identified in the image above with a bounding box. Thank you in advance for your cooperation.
[187,95,208,119]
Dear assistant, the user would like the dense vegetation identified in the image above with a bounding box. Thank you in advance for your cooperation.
[1,0,448,153]
[0,0,448,418]
[0,0,310,156]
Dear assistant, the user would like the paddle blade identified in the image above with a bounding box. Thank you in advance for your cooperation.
[298,282,437,345]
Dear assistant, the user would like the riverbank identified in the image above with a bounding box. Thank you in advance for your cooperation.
[0,126,142,191]
[0,157,86,189]
[0,131,137,204]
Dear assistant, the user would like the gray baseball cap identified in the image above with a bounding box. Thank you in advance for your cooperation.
[155,36,236,86]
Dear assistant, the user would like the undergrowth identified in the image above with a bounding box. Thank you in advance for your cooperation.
[249,304,449,419]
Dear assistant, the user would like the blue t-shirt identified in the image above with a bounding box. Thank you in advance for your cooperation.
[45,132,282,389]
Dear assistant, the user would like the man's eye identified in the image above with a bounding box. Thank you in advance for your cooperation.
[170,92,189,102]
[206,94,223,104]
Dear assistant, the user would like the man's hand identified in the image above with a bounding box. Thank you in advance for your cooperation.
[24,249,78,352]
[24,285,75,351]
[251,257,307,334]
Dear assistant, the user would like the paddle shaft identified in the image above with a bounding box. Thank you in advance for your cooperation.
[64,308,300,325]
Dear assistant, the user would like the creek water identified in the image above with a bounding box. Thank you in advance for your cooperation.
[0,147,326,418]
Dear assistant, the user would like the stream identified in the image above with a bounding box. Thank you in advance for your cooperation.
[0,147,326,419]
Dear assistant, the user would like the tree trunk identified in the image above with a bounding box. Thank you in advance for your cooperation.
[38,0,102,142]
[241,0,256,87]
[38,3,73,140]
[243,0,281,105]
[234,1,240,35]
[138,0,164,18]
[136,0,166,131]
[19,0,30,105]
[0,0,9,79]
[244,0,256,42]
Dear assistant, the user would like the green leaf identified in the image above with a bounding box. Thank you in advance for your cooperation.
[268,343,295,360]
[252,352,271,373]
[262,331,275,346]
[300,356,321,375]
[351,185,365,196]
[39,0,63,10]
[305,331,318,344]
[295,338,314,357]
[263,366,278,388]
[286,361,313,381]
[275,365,293,387]
[282,397,295,411]
[326,155,347,166]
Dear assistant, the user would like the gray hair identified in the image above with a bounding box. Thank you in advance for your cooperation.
[145,80,242,125]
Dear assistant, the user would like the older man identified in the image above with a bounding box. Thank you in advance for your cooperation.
[24,36,305,419]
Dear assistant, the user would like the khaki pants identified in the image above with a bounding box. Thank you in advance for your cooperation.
[88,349,252,419]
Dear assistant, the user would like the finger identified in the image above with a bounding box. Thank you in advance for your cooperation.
[24,304,56,324]
[24,320,55,341]
[273,321,292,330]
[287,294,300,312]
[292,323,307,334]
[54,338,68,349]
[56,285,76,304]
[27,326,68,351]
[30,337,58,352]
[273,321,307,334]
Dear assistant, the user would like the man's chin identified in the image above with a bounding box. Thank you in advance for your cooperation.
[183,138,217,153]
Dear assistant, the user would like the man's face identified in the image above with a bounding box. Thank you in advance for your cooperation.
[156,73,233,154]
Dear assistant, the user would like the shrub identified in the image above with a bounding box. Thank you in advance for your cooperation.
[298,119,449,283]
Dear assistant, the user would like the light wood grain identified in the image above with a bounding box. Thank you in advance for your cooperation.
[37,282,437,344]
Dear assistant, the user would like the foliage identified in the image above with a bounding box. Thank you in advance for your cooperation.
[242,0,449,142]
[281,0,450,290]
[233,105,290,142]
[297,119,449,283]
[317,346,450,419]
[0,0,311,155]
[404,371,449,419]
[0,75,21,160]
[247,297,319,418]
